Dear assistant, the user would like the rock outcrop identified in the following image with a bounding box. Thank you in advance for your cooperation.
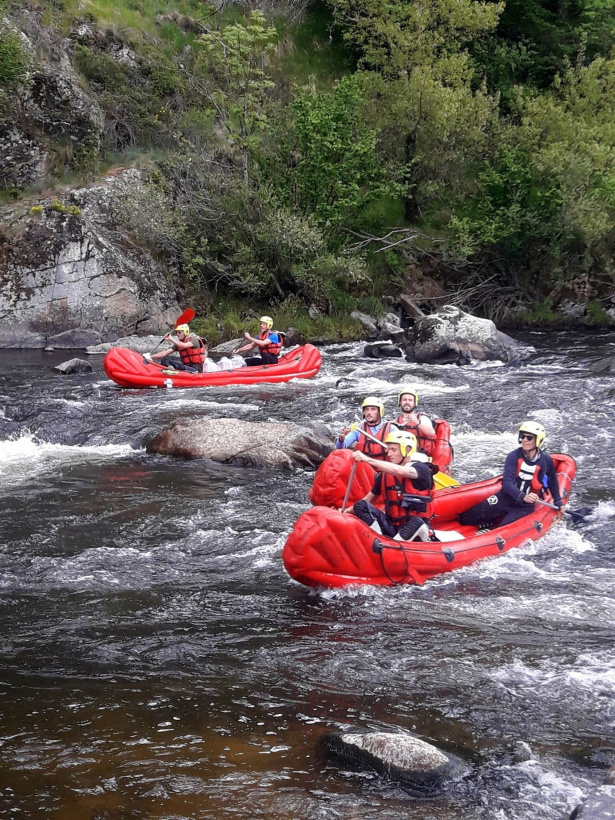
[321,731,467,795]
[146,418,334,469]
[0,170,180,348]
[86,335,164,355]
[405,305,523,365]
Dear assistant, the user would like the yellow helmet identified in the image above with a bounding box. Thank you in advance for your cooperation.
[260,315,273,330]
[518,420,546,448]
[398,384,419,407]
[175,323,190,335]
[362,396,385,419]
[385,429,418,458]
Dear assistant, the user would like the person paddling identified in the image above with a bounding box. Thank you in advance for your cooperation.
[146,323,206,373]
[392,385,436,456]
[347,429,434,542]
[458,420,563,529]
[235,316,283,367]
[336,397,392,458]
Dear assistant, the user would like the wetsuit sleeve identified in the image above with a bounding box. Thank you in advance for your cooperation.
[371,473,383,496]
[336,429,360,449]
[541,453,562,504]
[502,449,525,505]
[411,461,433,491]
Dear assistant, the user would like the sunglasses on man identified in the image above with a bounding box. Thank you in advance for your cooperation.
[519,433,536,441]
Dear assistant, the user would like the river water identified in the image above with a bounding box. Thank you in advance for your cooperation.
[0,332,613,819]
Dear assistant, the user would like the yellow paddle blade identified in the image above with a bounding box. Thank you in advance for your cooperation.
[433,472,461,489]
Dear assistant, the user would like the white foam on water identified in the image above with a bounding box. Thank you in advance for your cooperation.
[0,432,138,483]
[159,399,261,413]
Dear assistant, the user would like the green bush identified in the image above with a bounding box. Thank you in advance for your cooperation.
[0,26,28,87]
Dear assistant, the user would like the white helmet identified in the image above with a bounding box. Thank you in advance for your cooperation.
[518,420,546,449]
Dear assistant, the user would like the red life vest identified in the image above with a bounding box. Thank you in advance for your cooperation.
[383,471,433,528]
[259,330,283,356]
[179,336,206,370]
[394,414,436,456]
[356,421,391,458]
[516,457,543,495]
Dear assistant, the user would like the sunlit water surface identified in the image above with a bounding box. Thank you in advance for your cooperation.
[0,332,614,819]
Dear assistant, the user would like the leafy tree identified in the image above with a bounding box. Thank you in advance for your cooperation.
[270,74,397,230]
[197,11,277,187]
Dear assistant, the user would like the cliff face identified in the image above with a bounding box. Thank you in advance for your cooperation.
[0,170,180,348]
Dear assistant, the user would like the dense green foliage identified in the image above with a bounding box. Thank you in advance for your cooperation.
[4,0,615,325]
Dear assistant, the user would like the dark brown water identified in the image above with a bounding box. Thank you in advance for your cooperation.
[0,334,614,818]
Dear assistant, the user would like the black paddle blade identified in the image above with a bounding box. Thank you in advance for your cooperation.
[566,507,592,524]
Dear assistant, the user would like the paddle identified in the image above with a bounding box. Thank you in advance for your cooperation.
[349,423,459,489]
[153,308,196,351]
[535,498,592,524]
[341,462,358,513]
[144,309,196,364]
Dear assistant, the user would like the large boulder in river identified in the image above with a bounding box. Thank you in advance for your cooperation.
[86,335,163,355]
[405,305,522,364]
[0,170,180,349]
[321,731,467,795]
[146,418,334,469]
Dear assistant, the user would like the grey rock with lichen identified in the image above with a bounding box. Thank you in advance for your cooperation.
[321,731,468,795]
[146,418,333,469]
[0,170,180,348]
[406,304,524,365]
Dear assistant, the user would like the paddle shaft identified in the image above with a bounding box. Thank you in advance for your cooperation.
[341,462,358,511]
[535,498,591,522]
[354,425,458,486]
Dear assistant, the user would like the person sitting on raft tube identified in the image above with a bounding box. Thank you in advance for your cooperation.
[147,324,207,373]
[235,316,283,367]
[336,396,392,458]
[458,420,563,529]
[347,429,435,542]
[392,385,436,456]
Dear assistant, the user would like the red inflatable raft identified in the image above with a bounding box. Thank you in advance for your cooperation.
[308,421,453,509]
[103,344,322,388]
[283,454,576,588]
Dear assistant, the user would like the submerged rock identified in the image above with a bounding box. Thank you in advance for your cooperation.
[364,341,404,358]
[52,357,92,374]
[406,305,522,365]
[321,731,467,795]
[570,765,615,820]
[146,418,333,469]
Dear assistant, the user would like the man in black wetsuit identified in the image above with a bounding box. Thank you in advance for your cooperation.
[459,420,563,528]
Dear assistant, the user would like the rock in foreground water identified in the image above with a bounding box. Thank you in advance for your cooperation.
[321,731,467,795]
[406,305,522,364]
[570,765,615,820]
[147,418,333,469]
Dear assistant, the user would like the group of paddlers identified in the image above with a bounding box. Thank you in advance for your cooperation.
[336,389,563,543]
[145,317,284,374]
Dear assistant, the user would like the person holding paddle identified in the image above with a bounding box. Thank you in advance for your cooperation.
[347,429,435,542]
[458,420,563,529]
[336,396,391,458]
[147,323,207,373]
[235,316,283,366]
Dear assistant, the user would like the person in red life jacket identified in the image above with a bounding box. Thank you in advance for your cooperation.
[347,429,435,542]
[336,396,392,458]
[147,324,207,373]
[458,420,563,529]
[392,385,436,456]
[235,316,283,366]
